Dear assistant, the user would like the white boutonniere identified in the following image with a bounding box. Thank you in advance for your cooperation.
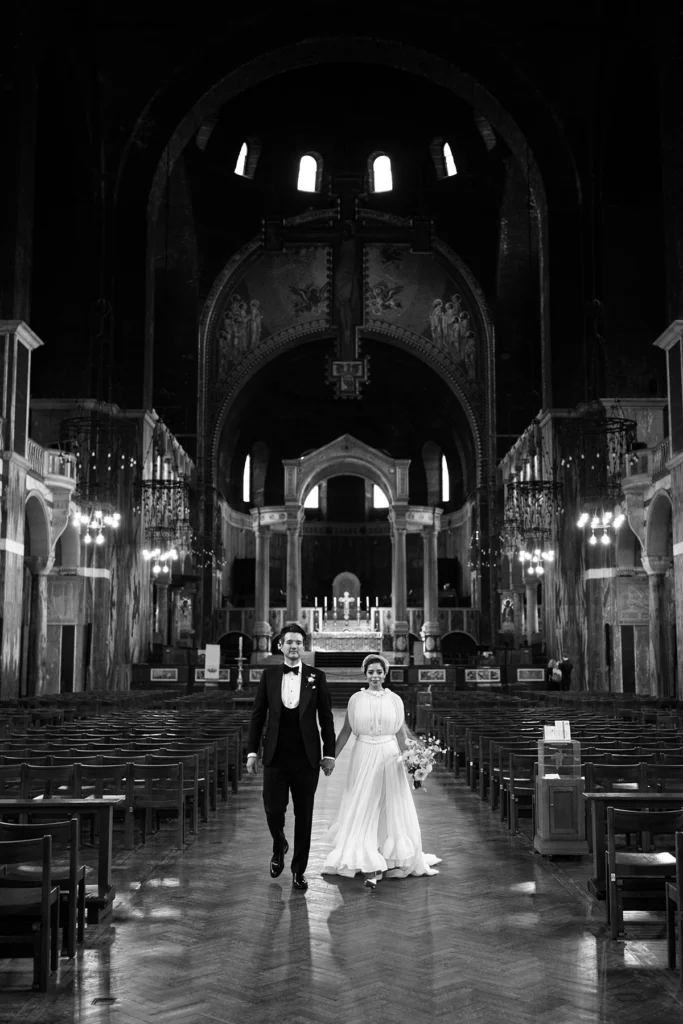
[307,673,316,688]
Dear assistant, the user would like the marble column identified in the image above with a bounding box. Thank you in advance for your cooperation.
[252,521,271,662]
[285,512,303,624]
[155,579,170,646]
[390,509,409,662]
[525,579,538,646]
[643,554,674,697]
[24,556,48,697]
[422,523,441,663]
[511,586,525,643]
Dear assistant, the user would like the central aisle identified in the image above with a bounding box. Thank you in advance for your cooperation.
[9,709,683,1024]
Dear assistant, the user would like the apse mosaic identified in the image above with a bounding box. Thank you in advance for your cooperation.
[215,246,332,378]
[364,243,477,377]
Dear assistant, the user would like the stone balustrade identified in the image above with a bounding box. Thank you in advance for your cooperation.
[26,438,77,486]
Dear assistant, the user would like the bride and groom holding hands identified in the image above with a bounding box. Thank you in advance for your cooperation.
[246,623,440,891]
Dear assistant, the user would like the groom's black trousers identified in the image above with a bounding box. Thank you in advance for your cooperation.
[263,754,319,876]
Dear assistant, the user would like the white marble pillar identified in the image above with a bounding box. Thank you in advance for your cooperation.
[390,509,409,661]
[285,511,302,624]
[422,523,441,663]
[252,520,272,662]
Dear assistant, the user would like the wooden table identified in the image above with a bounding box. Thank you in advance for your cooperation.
[583,790,683,899]
[0,796,125,922]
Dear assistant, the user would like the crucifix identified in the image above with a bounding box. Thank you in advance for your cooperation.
[338,590,355,621]
[262,173,432,398]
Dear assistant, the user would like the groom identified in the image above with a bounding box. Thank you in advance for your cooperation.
[246,623,336,891]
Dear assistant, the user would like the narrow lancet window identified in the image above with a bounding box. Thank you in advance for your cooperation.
[234,142,248,177]
[242,455,251,503]
[442,455,450,502]
[297,154,319,192]
[443,142,457,177]
[371,154,393,193]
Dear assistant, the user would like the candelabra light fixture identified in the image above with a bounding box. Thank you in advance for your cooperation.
[142,543,179,576]
[576,507,626,546]
[518,544,554,576]
[71,506,121,545]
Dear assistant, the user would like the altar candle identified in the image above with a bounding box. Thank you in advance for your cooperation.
[238,636,243,657]
[324,596,327,609]
[366,596,369,610]
[334,596,337,608]
[375,596,378,607]
[314,596,318,607]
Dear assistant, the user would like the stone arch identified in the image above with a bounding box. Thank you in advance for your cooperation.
[24,493,52,562]
[646,490,673,558]
[284,435,407,509]
[441,629,478,663]
[130,35,575,409]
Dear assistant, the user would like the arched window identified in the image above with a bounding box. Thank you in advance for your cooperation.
[430,137,458,181]
[297,153,321,193]
[234,138,261,180]
[373,485,389,509]
[234,142,248,177]
[304,486,319,509]
[443,142,457,177]
[370,153,392,193]
[442,456,450,503]
[242,455,251,503]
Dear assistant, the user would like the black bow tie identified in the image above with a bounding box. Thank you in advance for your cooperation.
[284,664,300,675]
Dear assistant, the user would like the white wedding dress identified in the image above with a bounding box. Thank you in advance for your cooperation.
[321,688,441,879]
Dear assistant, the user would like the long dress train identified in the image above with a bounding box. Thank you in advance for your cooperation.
[321,688,441,879]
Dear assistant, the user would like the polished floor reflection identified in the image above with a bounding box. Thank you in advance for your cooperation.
[2,711,683,1023]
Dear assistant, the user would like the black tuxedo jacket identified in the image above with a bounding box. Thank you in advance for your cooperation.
[247,664,336,770]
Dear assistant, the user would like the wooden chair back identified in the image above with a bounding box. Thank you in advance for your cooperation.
[0,834,58,990]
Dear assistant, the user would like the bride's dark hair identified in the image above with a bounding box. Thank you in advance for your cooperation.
[362,654,389,675]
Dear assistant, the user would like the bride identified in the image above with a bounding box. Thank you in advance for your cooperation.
[321,653,441,885]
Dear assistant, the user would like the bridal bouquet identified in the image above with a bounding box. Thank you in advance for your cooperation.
[399,736,442,790]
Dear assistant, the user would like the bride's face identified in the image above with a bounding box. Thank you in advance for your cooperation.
[366,663,385,688]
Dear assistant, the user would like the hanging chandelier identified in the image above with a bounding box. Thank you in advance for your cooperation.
[72,507,122,545]
[503,480,563,569]
[576,508,626,546]
[518,544,554,576]
[61,408,138,541]
[137,476,191,578]
[559,408,636,546]
[142,533,179,576]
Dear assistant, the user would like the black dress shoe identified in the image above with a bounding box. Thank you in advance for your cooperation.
[270,840,289,878]
[292,873,308,891]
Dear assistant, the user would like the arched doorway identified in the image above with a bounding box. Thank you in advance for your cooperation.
[441,630,477,666]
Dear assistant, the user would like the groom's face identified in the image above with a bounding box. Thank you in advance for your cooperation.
[280,632,304,663]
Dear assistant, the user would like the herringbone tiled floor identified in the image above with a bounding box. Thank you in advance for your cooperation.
[3,711,683,1023]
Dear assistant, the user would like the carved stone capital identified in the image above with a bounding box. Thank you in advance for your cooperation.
[642,554,673,576]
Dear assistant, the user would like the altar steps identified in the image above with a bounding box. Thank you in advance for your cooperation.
[318,666,367,706]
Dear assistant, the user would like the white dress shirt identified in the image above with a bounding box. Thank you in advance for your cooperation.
[281,662,302,709]
[246,662,334,761]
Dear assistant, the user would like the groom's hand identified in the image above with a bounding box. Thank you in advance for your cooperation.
[320,757,335,776]
[246,755,258,776]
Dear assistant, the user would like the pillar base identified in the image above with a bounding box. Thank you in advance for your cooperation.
[391,622,410,665]
[252,621,272,663]
[421,620,442,664]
